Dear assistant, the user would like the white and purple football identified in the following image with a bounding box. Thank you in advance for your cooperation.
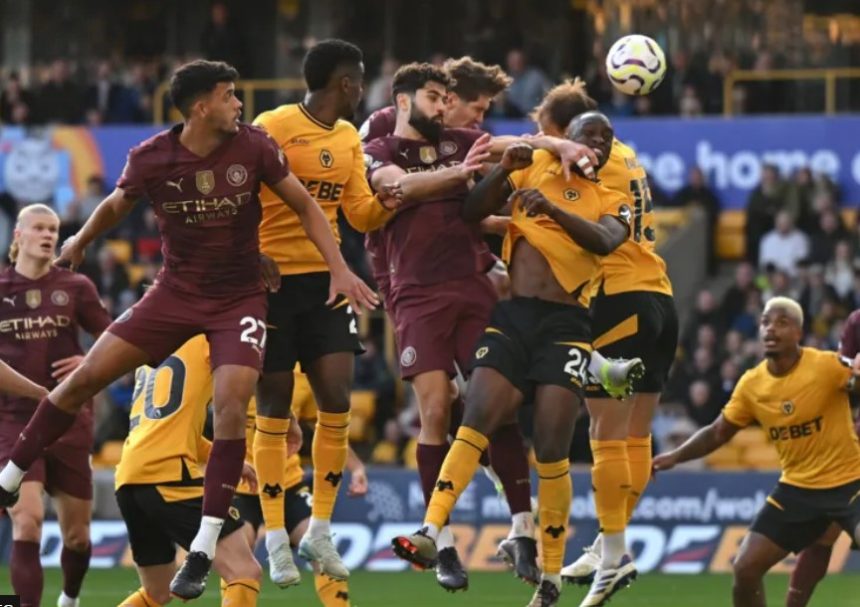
[605,34,667,96]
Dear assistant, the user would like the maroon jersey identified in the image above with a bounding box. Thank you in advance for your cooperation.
[0,267,110,427]
[364,128,493,291]
[359,105,396,143]
[117,123,290,298]
[841,309,860,357]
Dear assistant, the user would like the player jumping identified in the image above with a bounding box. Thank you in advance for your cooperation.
[0,59,375,601]
[0,204,111,607]
[653,297,860,607]
[391,111,633,607]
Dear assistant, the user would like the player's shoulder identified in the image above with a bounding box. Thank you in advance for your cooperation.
[359,105,396,142]
[238,122,277,144]
[846,309,860,327]
[253,104,301,135]
[804,347,849,369]
[49,266,93,287]
[128,127,176,160]
[610,138,637,159]
[442,127,485,144]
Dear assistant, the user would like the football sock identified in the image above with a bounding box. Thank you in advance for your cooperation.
[489,423,532,516]
[601,531,626,568]
[221,578,260,607]
[787,544,832,607]
[590,439,631,535]
[587,349,609,381]
[117,588,163,607]
[265,528,290,555]
[536,459,572,575]
[437,525,455,550]
[509,512,535,540]
[315,572,351,606]
[307,516,331,538]
[311,411,350,522]
[425,426,489,531]
[202,438,246,519]
[57,592,79,607]
[61,542,91,598]
[254,415,290,532]
[626,435,652,522]
[416,442,450,505]
[7,398,76,476]
[12,540,43,607]
[190,516,225,558]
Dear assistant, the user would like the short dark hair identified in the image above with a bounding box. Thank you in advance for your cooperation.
[444,56,511,101]
[391,62,453,103]
[303,39,363,92]
[170,60,239,117]
[530,78,597,134]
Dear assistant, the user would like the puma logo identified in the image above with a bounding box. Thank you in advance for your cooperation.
[399,149,409,159]
[544,525,565,539]
[435,479,454,492]
[336,591,349,600]
[2,296,14,306]
[166,177,184,192]
[262,483,283,498]
[324,471,343,487]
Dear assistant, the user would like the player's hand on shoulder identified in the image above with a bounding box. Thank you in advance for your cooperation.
[556,140,598,182]
[328,266,379,313]
[500,142,534,171]
[241,462,258,494]
[55,235,85,271]
[510,188,556,218]
[259,254,281,293]
[348,466,369,497]
[51,355,85,381]
[460,132,493,177]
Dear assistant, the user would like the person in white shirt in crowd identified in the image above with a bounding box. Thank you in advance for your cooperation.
[758,210,810,277]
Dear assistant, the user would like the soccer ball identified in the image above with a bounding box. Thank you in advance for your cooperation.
[605,34,666,96]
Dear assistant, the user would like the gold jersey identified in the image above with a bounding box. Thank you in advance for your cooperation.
[254,104,392,275]
[722,348,860,489]
[597,139,672,296]
[503,150,629,306]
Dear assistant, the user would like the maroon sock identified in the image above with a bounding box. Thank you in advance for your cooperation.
[202,438,246,518]
[10,398,77,470]
[489,423,532,515]
[11,540,43,607]
[61,542,91,599]
[416,442,450,506]
[787,544,832,607]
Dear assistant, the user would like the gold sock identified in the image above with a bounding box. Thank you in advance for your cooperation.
[117,588,163,607]
[425,426,488,530]
[315,572,352,606]
[625,435,652,522]
[254,415,291,530]
[222,578,260,607]
[590,439,631,534]
[312,411,350,520]
[536,459,572,575]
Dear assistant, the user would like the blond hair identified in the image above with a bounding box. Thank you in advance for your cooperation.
[529,77,597,135]
[763,296,804,326]
[9,204,59,263]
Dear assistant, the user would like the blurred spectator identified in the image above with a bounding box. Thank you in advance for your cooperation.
[201,1,249,76]
[365,57,400,113]
[85,61,144,124]
[758,211,809,276]
[731,290,764,339]
[501,49,551,117]
[681,289,721,354]
[354,338,396,439]
[33,59,85,124]
[134,208,162,262]
[845,270,860,311]
[745,164,789,264]
[787,167,817,234]
[90,247,132,308]
[719,359,741,402]
[684,379,722,427]
[798,264,840,330]
[825,240,855,301]
[659,417,706,470]
[63,175,106,233]
[720,262,759,326]
[808,209,848,264]
[673,166,720,274]
[0,72,34,125]
[678,85,703,116]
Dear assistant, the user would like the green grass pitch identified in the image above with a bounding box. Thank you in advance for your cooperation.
[1,568,858,606]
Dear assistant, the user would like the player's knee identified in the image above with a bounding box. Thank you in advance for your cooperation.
[62,525,91,552]
[732,553,763,585]
[12,511,43,542]
[212,397,247,432]
[145,585,172,605]
[533,441,568,464]
[418,396,450,435]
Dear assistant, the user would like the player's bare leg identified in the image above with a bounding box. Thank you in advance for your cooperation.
[8,481,46,606]
[0,333,150,506]
[212,530,263,606]
[786,524,839,607]
[525,384,579,607]
[119,563,175,607]
[410,369,470,591]
[392,368,521,583]
[254,369,298,586]
[54,490,93,607]
[171,363,257,600]
[299,351,354,580]
[732,532,789,607]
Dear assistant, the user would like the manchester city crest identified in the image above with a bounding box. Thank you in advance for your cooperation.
[196,170,215,195]
[226,164,248,187]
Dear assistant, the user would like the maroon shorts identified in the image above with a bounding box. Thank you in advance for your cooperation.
[109,283,268,371]
[0,416,92,500]
[389,273,496,380]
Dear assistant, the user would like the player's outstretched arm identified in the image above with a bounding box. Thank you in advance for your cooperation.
[652,414,742,472]
[462,142,533,222]
[270,174,378,311]
[0,359,49,400]
[487,135,598,181]
[56,188,138,270]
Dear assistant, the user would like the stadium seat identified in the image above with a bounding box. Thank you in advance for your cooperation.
[127,263,147,286]
[92,440,125,468]
[403,438,418,469]
[371,440,399,465]
[716,211,746,260]
[105,239,133,265]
